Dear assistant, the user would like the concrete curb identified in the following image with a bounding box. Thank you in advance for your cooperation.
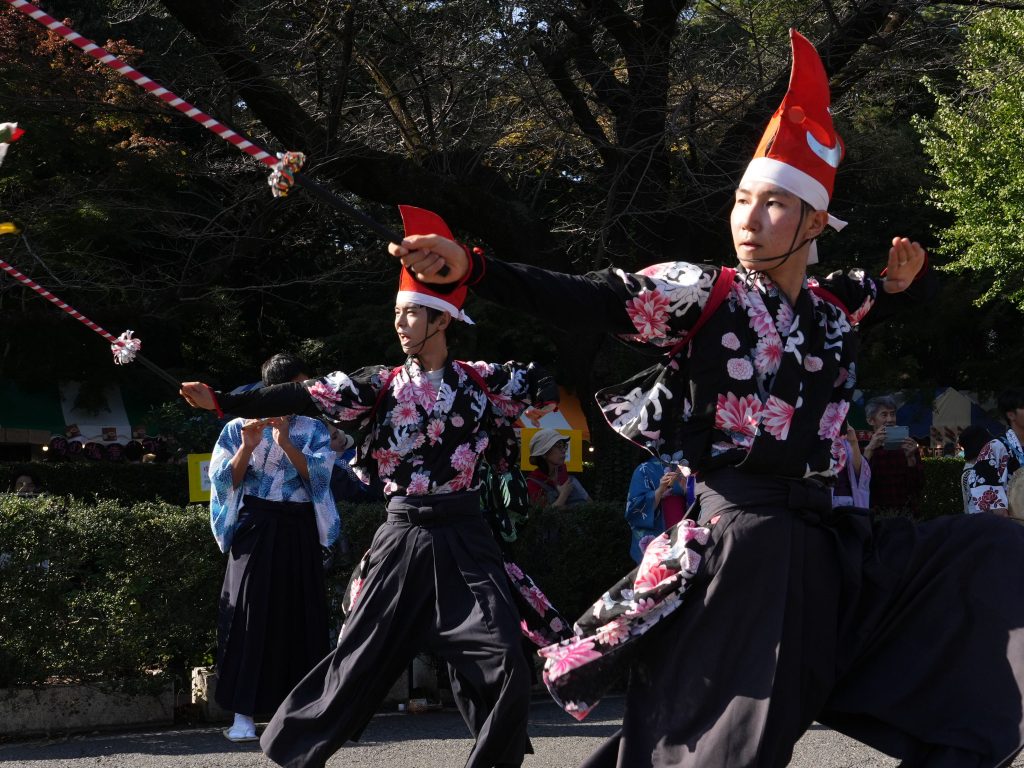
[0,682,174,738]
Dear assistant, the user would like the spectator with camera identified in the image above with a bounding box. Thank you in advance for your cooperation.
[624,456,695,563]
[832,423,870,508]
[861,394,923,516]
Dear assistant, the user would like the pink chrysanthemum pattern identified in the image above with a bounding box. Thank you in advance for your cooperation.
[625,290,672,341]
[760,396,795,440]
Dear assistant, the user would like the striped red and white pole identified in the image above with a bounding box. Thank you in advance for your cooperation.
[0,256,119,345]
[0,251,180,386]
[4,0,277,168]
[4,0,412,249]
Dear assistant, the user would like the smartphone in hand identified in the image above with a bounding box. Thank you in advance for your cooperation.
[883,425,909,449]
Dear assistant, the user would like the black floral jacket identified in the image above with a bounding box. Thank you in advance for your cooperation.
[218,356,556,498]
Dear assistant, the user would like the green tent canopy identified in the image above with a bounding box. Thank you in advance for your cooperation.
[0,382,66,433]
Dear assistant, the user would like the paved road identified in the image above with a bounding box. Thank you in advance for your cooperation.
[2,697,1021,767]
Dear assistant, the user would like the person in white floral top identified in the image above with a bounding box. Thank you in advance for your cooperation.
[390,29,1024,768]
[181,207,559,768]
[963,388,1024,515]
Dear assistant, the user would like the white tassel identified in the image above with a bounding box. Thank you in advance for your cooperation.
[112,330,142,364]
[0,122,22,168]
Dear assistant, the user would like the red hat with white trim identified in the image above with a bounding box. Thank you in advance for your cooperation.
[397,205,473,324]
[739,30,847,264]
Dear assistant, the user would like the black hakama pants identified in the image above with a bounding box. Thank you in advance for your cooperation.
[581,468,1024,768]
[216,496,330,717]
[260,491,532,768]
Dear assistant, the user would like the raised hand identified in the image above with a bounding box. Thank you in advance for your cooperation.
[523,402,558,423]
[883,237,926,293]
[267,416,291,447]
[901,437,920,465]
[659,471,679,490]
[388,234,469,284]
[240,419,267,450]
[180,382,216,410]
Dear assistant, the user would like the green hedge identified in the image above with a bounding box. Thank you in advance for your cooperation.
[1,461,190,505]
[920,457,966,519]
[0,495,218,691]
[5,453,965,520]
[0,495,635,689]
[0,457,968,689]
[509,505,635,621]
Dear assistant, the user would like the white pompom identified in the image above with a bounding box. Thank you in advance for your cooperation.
[112,330,142,364]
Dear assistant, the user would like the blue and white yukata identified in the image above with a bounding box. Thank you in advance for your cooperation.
[210,416,338,718]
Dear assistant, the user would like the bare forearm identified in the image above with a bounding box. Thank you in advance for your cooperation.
[654,486,668,507]
[230,445,254,488]
[849,444,863,475]
[279,441,310,481]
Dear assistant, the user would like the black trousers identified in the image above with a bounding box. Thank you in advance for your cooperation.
[581,468,1024,768]
[260,491,532,768]
[216,496,329,717]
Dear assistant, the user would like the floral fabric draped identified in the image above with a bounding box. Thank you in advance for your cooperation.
[536,519,711,720]
[625,456,693,562]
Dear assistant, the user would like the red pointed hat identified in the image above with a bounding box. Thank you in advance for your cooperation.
[740,30,847,262]
[396,205,473,324]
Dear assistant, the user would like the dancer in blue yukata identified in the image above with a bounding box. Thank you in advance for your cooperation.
[210,352,338,743]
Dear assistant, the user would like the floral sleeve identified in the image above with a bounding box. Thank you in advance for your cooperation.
[814,269,881,326]
[818,257,936,328]
[458,361,558,476]
[460,361,558,419]
[301,365,391,433]
[966,439,1011,515]
[468,253,722,351]
[612,262,723,348]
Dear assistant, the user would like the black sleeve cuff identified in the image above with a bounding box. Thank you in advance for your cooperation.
[403,243,484,297]
[217,382,319,418]
[528,364,560,405]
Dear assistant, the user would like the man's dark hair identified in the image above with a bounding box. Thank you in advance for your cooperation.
[422,306,455,344]
[958,425,993,462]
[997,388,1024,421]
[262,353,309,387]
[124,440,144,462]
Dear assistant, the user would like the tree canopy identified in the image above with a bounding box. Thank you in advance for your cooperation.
[2,0,1024,417]
[917,8,1024,310]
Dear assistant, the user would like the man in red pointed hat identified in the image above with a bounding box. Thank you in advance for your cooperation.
[180,207,564,768]
[391,29,1024,768]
